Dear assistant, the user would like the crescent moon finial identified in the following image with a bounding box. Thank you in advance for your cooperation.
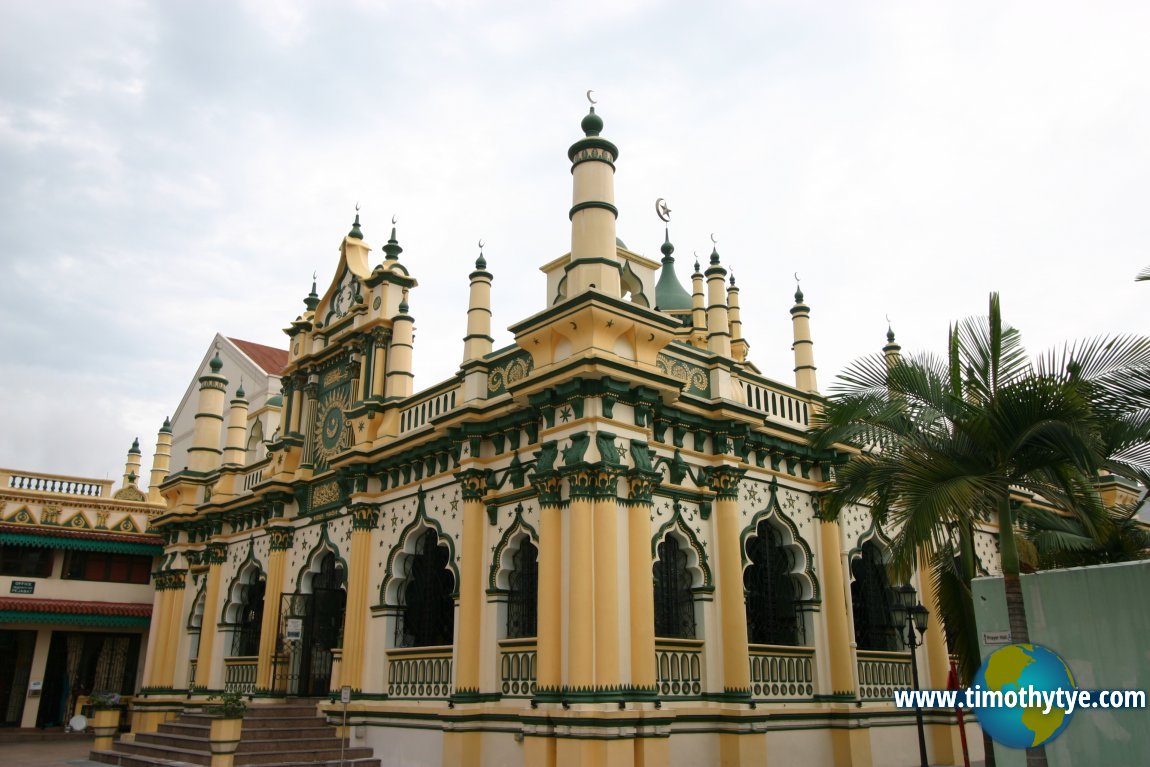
[885,314,891,324]
[710,233,718,245]
[586,89,597,105]
[794,271,801,284]
[355,201,360,212]
[391,214,398,225]
[655,197,671,222]
[478,238,485,250]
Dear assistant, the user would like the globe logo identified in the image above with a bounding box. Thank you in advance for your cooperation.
[972,643,1076,749]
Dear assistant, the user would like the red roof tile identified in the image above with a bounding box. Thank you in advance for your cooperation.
[228,337,289,376]
[0,597,152,617]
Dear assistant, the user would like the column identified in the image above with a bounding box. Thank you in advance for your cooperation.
[592,468,623,688]
[624,470,658,692]
[453,471,487,695]
[818,508,873,767]
[341,505,379,691]
[300,374,319,467]
[532,473,564,691]
[566,470,595,689]
[195,543,229,692]
[919,551,960,765]
[256,525,293,693]
[371,329,389,399]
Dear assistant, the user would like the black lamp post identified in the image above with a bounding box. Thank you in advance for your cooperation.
[894,584,930,767]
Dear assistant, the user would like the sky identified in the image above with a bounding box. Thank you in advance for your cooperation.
[2,1,1148,482]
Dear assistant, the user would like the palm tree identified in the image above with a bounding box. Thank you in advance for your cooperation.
[1137,267,1150,282]
[810,293,1150,767]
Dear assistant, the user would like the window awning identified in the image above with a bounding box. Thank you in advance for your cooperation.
[0,525,162,556]
[0,597,152,628]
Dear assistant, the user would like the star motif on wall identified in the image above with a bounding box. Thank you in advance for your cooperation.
[450,498,459,512]
[358,422,365,432]
[615,441,627,460]
[784,492,797,509]
[559,406,572,422]
[745,486,760,504]
[606,319,614,327]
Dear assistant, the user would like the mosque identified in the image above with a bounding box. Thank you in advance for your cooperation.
[118,103,984,766]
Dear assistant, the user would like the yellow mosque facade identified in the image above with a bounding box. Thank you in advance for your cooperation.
[122,105,984,767]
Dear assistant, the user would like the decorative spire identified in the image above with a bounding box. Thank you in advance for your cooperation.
[129,437,141,455]
[794,272,804,304]
[654,221,693,313]
[581,89,603,136]
[304,272,320,311]
[887,324,896,344]
[383,214,403,260]
[160,415,172,434]
[348,203,363,240]
[476,239,487,271]
[236,377,246,399]
[209,345,223,374]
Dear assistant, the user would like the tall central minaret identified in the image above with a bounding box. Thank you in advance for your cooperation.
[565,99,621,298]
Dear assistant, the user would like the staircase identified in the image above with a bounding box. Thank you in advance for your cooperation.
[90,702,381,767]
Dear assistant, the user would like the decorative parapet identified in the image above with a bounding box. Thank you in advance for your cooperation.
[856,649,912,701]
[748,644,816,700]
[386,646,453,699]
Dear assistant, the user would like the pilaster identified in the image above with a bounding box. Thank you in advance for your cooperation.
[256,525,293,692]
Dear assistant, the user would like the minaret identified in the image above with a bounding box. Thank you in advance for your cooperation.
[121,438,142,489]
[883,324,902,368]
[385,293,415,400]
[690,257,707,347]
[565,99,621,298]
[728,271,748,363]
[790,282,818,393]
[187,348,229,474]
[462,244,494,364]
[222,381,250,467]
[705,244,732,357]
[343,208,372,277]
[148,417,172,503]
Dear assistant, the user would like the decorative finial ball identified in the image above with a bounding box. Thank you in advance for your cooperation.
[398,299,410,315]
[887,327,896,343]
[794,287,805,303]
[209,350,223,373]
[661,237,674,258]
[581,107,603,137]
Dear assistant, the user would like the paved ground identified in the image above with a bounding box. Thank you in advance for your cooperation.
[0,736,104,767]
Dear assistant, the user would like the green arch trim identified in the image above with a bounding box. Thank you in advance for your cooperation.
[219,539,265,625]
[378,486,460,606]
[186,580,207,632]
[487,505,539,592]
[739,479,820,603]
[651,499,712,589]
[292,521,349,593]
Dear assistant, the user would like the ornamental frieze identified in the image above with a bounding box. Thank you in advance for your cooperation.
[656,354,710,398]
[267,526,295,551]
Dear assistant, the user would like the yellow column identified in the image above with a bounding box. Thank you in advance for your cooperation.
[533,474,564,691]
[370,328,389,399]
[454,471,487,695]
[625,471,658,692]
[566,106,622,298]
[705,252,732,358]
[567,475,595,689]
[919,552,960,765]
[144,569,187,688]
[195,543,228,692]
[341,504,379,691]
[256,525,293,692]
[819,511,873,767]
[790,287,818,393]
[592,469,622,687]
[148,417,173,503]
[710,467,749,693]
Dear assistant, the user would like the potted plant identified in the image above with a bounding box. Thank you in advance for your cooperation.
[88,691,121,751]
[206,691,247,766]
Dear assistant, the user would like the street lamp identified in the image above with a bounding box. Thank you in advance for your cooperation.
[893,584,930,767]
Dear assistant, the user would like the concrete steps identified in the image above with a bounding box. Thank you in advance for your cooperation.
[90,702,381,767]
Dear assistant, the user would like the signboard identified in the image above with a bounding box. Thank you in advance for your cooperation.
[340,685,352,705]
[10,581,35,594]
[982,630,1012,646]
[285,618,304,641]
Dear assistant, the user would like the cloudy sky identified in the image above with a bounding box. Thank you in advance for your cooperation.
[2,1,1148,481]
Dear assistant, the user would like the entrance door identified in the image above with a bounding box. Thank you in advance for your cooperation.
[278,554,346,697]
[0,630,36,726]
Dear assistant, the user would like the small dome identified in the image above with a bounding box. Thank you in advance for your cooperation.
[209,350,223,374]
[266,394,283,408]
[616,236,628,250]
[581,107,604,137]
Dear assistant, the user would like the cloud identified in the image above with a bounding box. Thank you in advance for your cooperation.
[1,1,1149,479]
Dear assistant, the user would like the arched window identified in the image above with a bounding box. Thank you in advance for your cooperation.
[395,529,455,647]
[851,541,901,651]
[653,534,696,639]
[506,539,538,639]
[744,520,804,646]
[231,576,265,656]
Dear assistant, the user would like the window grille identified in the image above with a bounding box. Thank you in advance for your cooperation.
[394,529,455,647]
[850,541,902,651]
[232,577,266,656]
[744,520,804,645]
[506,539,538,639]
[653,534,696,639]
